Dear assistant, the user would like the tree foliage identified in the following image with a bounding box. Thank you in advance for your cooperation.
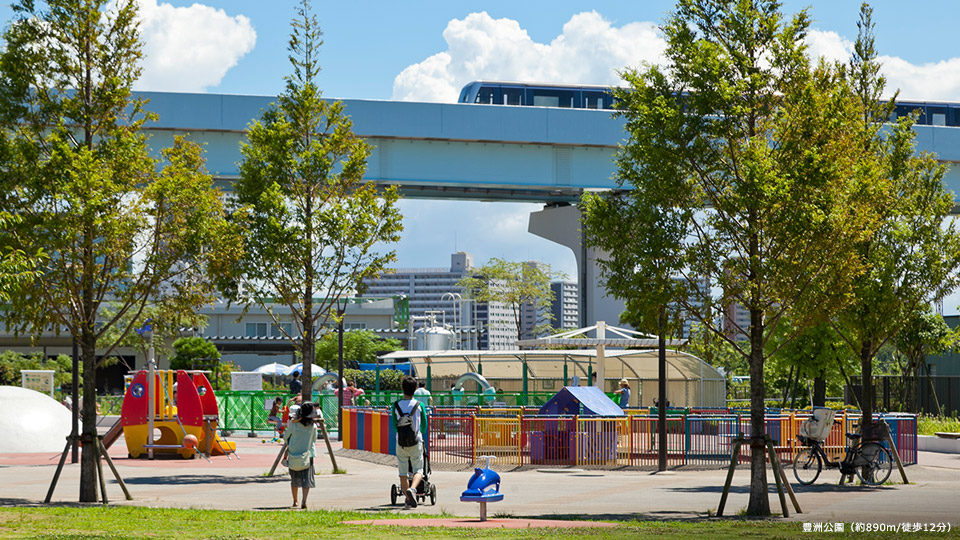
[342,367,404,392]
[0,350,75,390]
[220,0,402,403]
[169,336,221,371]
[0,213,42,301]
[765,320,854,407]
[894,306,955,414]
[457,258,563,341]
[581,0,880,515]
[0,0,233,502]
[315,329,404,372]
[833,4,960,424]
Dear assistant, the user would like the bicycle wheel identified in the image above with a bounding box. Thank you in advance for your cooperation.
[855,442,893,486]
[792,446,822,485]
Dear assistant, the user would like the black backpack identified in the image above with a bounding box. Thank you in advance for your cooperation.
[394,401,420,448]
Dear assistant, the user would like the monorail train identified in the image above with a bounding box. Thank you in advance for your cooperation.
[457,80,617,110]
[457,80,960,127]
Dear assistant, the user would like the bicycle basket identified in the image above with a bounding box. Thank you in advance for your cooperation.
[799,409,835,442]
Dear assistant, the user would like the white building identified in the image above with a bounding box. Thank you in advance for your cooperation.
[550,281,580,331]
[360,252,515,350]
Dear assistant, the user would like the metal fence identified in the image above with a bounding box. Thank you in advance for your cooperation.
[209,390,918,470]
[215,391,340,433]
[420,410,918,469]
[848,376,960,417]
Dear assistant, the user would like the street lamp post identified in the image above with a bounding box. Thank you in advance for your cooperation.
[658,307,668,472]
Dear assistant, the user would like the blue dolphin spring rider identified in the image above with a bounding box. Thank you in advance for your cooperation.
[460,455,504,521]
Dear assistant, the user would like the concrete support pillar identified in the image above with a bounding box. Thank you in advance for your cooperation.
[528,204,625,329]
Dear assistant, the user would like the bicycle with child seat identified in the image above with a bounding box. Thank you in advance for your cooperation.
[792,425,893,486]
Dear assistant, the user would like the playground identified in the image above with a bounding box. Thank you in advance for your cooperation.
[2,429,960,527]
[0,375,955,531]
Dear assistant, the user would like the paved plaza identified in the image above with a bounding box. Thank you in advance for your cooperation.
[1,433,959,528]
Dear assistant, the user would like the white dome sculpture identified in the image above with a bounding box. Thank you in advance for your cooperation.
[0,386,72,453]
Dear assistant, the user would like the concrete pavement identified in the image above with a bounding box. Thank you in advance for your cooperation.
[1,434,958,528]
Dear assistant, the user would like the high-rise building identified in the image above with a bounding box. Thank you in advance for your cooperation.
[550,281,580,331]
[360,252,515,350]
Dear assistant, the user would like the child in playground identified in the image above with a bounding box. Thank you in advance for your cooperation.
[267,397,284,439]
[613,379,631,408]
[336,380,364,405]
[284,401,318,509]
[392,376,428,509]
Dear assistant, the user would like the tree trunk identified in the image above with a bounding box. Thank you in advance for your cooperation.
[923,361,943,416]
[301,320,313,404]
[79,332,98,502]
[860,341,873,426]
[813,373,826,407]
[746,309,769,516]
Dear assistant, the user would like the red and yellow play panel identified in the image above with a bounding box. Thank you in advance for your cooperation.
[344,518,616,529]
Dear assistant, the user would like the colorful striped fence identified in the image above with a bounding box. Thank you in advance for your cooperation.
[338,406,918,468]
[341,408,393,455]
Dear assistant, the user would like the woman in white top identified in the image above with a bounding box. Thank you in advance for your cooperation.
[283,401,318,508]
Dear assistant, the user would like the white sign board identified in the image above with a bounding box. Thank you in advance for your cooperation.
[231,371,263,392]
[22,370,55,398]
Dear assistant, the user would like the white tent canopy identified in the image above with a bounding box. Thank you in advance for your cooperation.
[379,348,726,407]
[253,362,292,376]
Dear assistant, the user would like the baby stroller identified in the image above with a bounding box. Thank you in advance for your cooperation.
[390,445,437,506]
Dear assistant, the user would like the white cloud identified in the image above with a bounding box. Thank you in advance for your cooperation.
[805,29,853,65]
[804,29,960,102]
[392,11,665,103]
[120,0,256,92]
[878,56,960,102]
[396,12,960,105]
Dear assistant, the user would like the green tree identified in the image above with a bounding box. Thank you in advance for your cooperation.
[0,350,75,390]
[833,5,960,426]
[0,0,233,502]
[457,259,563,341]
[0,213,41,301]
[315,329,404,372]
[221,0,402,403]
[581,0,878,515]
[169,336,221,371]
[894,306,955,414]
[766,320,853,408]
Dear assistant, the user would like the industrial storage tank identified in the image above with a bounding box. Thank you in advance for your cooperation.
[414,325,454,350]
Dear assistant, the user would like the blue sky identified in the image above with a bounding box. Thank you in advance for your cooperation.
[4,0,960,310]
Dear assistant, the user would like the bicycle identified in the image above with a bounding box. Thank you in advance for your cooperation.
[792,427,893,486]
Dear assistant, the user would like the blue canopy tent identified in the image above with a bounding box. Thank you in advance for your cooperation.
[533,386,622,465]
[539,386,624,416]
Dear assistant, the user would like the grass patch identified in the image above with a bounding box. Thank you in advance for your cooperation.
[917,414,960,436]
[0,506,925,539]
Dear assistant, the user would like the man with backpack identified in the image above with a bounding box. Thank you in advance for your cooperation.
[392,376,428,509]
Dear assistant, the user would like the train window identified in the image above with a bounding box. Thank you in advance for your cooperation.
[529,88,575,108]
[893,104,922,123]
[458,85,471,103]
[929,106,947,126]
[475,85,499,104]
[584,91,605,110]
[502,87,523,106]
[950,107,960,127]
